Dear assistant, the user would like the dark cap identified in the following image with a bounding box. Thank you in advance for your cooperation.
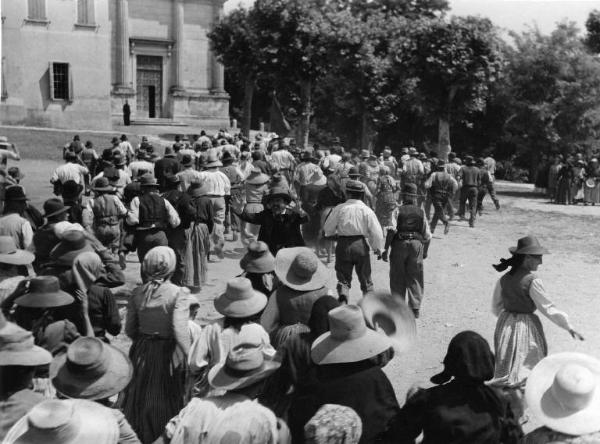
[345,180,364,194]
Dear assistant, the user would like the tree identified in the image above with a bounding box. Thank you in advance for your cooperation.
[208,7,259,137]
[388,16,505,160]
[585,9,600,54]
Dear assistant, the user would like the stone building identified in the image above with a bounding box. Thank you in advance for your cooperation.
[0,0,229,130]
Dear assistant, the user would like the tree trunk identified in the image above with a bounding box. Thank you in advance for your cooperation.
[361,113,375,152]
[438,116,451,161]
[241,77,255,138]
[297,79,312,150]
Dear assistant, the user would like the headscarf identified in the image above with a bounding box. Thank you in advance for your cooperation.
[308,296,340,340]
[304,404,362,444]
[430,330,504,415]
[72,251,104,293]
[140,246,176,306]
[206,400,279,444]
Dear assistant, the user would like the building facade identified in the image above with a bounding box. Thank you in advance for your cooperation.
[0,0,229,130]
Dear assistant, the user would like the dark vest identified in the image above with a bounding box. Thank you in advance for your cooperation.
[276,286,329,326]
[138,193,168,229]
[92,195,120,226]
[500,269,536,313]
[395,205,424,234]
[431,172,454,200]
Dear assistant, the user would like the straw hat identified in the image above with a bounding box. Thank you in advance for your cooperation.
[274,247,328,291]
[526,352,600,436]
[205,152,222,168]
[53,222,84,239]
[311,305,392,365]
[240,241,275,274]
[50,337,132,400]
[0,236,35,265]
[359,291,416,355]
[208,343,281,391]
[214,277,268,318]
[509,236,550,255]
[43,198,70,218]
[264,185,292,204]
[5,399,119,444]
[0,312,52,366]
[14,276,74,308]
[345,180,364,194]
[49,230,94,266]
[245,168,270,185]
[309,170,327,186]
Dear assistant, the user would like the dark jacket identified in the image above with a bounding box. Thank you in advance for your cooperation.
[237,209,307,255]
[154,156,181,190]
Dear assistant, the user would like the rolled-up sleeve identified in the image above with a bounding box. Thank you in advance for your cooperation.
[365,210,384,251]
[172,290,192,354]
[126,197,140,226]
[165,199,181,228]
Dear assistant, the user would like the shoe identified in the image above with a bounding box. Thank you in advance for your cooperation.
[412,308,420,319]
[469,223,475,228]
[494,201,500,210]
[444,223,450,235]
[118,253,127,270]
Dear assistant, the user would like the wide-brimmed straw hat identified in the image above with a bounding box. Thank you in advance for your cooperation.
[43,198,70,218]
[214,277,268,318]
[310,170,327,186]
[311,305,392,365]
[14,276,74,308]
[5,399,119,444]
[49,230,94,266]
[509,235,549,255]
[525,352,600,436]
[92,177,116,193]
[50,337,132,400]
[205,152,222,168]
[208,342,281,391]
[345,180,364,194]
[0,312,52,366]
[263,185,292,204]
[359,291,416,355]
[240,241,275,274]
[274,247,328,291]
[0,236,35,265]
[245,168,270,185]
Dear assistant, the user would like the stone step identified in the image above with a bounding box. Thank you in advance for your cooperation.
[131,119,188,126]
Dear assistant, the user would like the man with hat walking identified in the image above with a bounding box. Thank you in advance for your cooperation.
[128,150,154,180]
[0,187,33,251]
[220,151,244,242]
[457,155,482,227]
[323,180,383,303]
[50,151,89,196]
[154,146,181,191]
[402,148,424,197]
[270,140,297,185]
[126,174,180,262]
[32,198,70,271]
[382,183,431,318]
[477,157,500,213]
[240,168,270,246]
[176,154,203,192]
[425,159,458,234]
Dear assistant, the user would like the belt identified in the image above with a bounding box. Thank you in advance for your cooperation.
[337,235,364,240]
[246,201,262,204]
[396,232,422,241]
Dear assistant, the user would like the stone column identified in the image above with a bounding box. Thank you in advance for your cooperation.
[172,0,185,92]
[210,1,225,93]
[115,0,132,91]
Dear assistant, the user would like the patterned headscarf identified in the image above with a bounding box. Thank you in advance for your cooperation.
[72,251,104,293]
[206,400,279,444]
[304,404,362,444]
[140,246,176,306]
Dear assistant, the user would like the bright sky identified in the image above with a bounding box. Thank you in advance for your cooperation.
[223,0,600,35]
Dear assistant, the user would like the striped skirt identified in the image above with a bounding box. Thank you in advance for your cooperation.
[491,311,548,388]
[182,222,210,288]
[120,335,185,444]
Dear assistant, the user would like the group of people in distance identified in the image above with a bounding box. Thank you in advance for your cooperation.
[0,130,594,444]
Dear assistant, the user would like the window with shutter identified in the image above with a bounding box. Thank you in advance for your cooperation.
[77,0,95,25]
[49,63,70,101]
[27,0,46,20]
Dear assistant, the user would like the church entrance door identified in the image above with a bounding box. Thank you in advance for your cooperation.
[136,55,162,119]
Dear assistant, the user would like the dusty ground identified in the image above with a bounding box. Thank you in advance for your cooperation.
[13,150,600,433]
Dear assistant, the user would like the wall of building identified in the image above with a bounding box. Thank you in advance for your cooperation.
[0,0,112,130]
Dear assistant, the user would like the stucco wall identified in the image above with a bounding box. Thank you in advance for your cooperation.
[0,0,112,129]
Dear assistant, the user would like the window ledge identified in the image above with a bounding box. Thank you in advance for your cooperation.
[24,18,50,26]
[74,23,99,31]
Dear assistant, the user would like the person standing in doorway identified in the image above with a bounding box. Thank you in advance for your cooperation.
[123,100,131,126]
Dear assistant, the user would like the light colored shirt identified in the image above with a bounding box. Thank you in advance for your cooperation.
[92,170,131,198]
[491,277,573,331]
[126,194,180,228]
[128,160,154,179]
[323,199,384,251]
[176,168,203,193]
[270,149,296,170]
[294,162,321,186]
[118,141,135,160]
[198,170,231,196]
[402,158,424,177]
[82,195,128,230]
[238,161,254,179]
[50,163,89,184]
[0,213,33,250]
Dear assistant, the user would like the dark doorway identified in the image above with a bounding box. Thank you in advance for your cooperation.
[136,55,162,119]
[147,86,156,118]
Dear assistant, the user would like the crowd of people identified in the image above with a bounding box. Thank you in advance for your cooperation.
[0,130,594,444]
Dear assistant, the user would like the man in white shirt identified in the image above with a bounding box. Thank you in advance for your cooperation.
[323,180,383,303]
[198,153,231,259]
[270,140,296,184]
[50,152,89,195]
[176,155,203,192]
[118,134,135,163]
[128,151,155,179]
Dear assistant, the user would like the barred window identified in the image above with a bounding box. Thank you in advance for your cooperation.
[27,0,46,20]
[77,0,95,25]
[49,63,73,102]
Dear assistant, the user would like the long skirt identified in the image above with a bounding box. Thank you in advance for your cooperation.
[240,202,263,246]
[120,335,185,444]
[375,192,397,228]
[555,178,572,204]
[491,311,547,388]
[583,182,600,204]
[182,222,210,289]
